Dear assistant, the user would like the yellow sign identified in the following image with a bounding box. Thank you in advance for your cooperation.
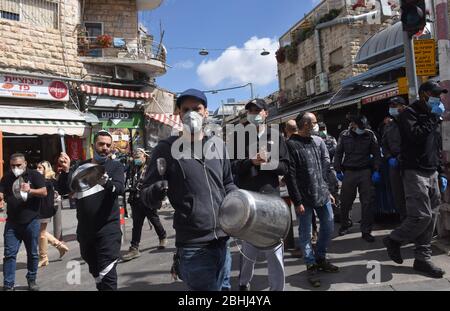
[398,77,408,95]
[414,39,437,76]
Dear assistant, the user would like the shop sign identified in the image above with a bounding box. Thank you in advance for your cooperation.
[361,89,399,105]
[414,39,437,76]
[0,74,69,101]
[98,111,132,121]
[398,77,408,95]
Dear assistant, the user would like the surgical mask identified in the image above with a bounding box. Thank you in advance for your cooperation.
[353,128,365,135]
[319,130,327,137]
[247,114,265,126]
[389,108,399,117]
[182,111,204,134]
[313,124,320,133]
[427,96,441,109]
[12,167,24,177]
[94,149,108,164]
[134,159,143,166]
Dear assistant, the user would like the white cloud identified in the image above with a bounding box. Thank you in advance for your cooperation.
[174,60,195,69]
[196,37,278,88]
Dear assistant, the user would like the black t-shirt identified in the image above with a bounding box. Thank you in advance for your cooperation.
[0,169,46,224]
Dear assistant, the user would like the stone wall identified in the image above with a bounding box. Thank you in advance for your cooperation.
[0,0,85,78]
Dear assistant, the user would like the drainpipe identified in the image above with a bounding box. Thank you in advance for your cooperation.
[314,10,379,74]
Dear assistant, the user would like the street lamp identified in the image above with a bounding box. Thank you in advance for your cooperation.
[260,49,270,56]
[199,48,209,56]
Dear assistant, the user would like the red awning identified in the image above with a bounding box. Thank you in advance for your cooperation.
[146,113,182,130]
[80,84,153,99]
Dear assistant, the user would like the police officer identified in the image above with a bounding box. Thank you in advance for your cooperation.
[121,149,167,262]
[57,130,124,290]
[382,97,408,221]
[334,114,381,242]
[384,81,447,278]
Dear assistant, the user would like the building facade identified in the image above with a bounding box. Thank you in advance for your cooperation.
[0,0,172,176]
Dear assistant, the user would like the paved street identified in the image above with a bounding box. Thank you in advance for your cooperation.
[1,201,450,291]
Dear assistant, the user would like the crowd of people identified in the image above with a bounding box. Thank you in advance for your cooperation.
[0,80,448,291]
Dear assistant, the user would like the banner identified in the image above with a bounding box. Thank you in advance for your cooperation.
[0,74,69,101]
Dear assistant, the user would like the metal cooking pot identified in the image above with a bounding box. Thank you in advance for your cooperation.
[12,176,28,202]
[219,189,291,250]
[70,163,105,193]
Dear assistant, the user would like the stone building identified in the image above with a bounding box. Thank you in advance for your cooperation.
[271,0,401,134]
[0,0,174,176]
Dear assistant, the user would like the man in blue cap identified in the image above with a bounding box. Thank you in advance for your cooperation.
[384,81,448,278]
[141,89,238,291]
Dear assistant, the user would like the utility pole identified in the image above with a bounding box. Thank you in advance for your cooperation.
[403,32,420,103]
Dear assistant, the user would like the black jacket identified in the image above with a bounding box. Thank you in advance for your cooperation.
[141,135,237,247]
[285,135,331,207]
[39,179,57,219]
[398,100,444,174]
[58,159,125,236]
[230,124,290,193]
[382,119,402,160]
[334,129,382,172]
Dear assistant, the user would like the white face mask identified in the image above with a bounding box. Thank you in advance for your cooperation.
[182,110,204,134]
[313,124,320,133]
[247,114,265,126]
[12,167,24,177]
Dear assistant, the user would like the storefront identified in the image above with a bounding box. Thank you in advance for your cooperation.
[145,113,181,151]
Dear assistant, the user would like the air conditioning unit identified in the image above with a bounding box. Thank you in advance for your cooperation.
[306,79,316,96]
[315,73,329,94]
[114,66,134,81]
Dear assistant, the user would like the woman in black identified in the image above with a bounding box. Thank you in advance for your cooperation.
[36,161,69,267]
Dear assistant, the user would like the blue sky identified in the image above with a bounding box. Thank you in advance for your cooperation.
[139,0,318,112]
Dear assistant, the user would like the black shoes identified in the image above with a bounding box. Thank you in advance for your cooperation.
[413,260,445,279]
[338,220,353,236]
[27,280,39,291]
[362,233,375,243]
[306,264,321,288]
[383,237,403,264]
[3,286,14,291]
[316,258,339,273]
[239,284,250,291]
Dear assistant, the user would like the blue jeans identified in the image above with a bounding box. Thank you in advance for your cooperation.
[178,240,228,291]
[3,218,40,288]
[221,241,232,290]
[298,201,334,266]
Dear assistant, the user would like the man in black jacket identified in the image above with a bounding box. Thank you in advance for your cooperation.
[230,98,290,291]
[57,130,124,290]
[382,97,408,220]
[384,81,447,278]
[285,112,338,288]
[141,89,237,291]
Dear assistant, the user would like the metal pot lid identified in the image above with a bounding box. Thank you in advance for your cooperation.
[70,163,105,193]
[219,190,253,235]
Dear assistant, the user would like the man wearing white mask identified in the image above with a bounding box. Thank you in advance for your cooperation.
[1,153,47,291]
[231,99,290,291]
[141,89,238,291]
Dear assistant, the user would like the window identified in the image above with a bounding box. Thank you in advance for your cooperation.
[329,47,344,73]
[0,0,59,29]
[303,63,316,81]
[84,22,103,58]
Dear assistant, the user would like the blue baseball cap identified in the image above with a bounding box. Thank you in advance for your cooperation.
[176,89,208,108]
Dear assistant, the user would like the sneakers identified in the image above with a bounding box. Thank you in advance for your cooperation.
[158,238,167,250]
[383,237,403,264]
[121,246,140,262]
[239,284,250,291]
[316,258,339,273]
[362,233,375,243]
[27,280,39,291]
[306,264,321,288]
[3,286,14,291]
[413,260,445,279]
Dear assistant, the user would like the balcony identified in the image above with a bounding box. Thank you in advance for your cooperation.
[78,35,167,77]
[136,0,163,11]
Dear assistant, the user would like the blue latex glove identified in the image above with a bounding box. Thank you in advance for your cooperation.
[372,171,381,184]
[431,103,446,117]
[336,172,344,182]
[388,157,399,168]
[440,176,448,193]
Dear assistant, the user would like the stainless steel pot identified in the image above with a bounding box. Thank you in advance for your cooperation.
[219,189,291,249]
[70,163,105,192]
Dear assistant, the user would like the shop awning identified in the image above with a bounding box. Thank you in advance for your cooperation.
[80,84,153,99]
[330,83,398,110]
[146,113,182,130]
[268,98,331,124]
[0,106,88,136]
[0,119,86,136]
